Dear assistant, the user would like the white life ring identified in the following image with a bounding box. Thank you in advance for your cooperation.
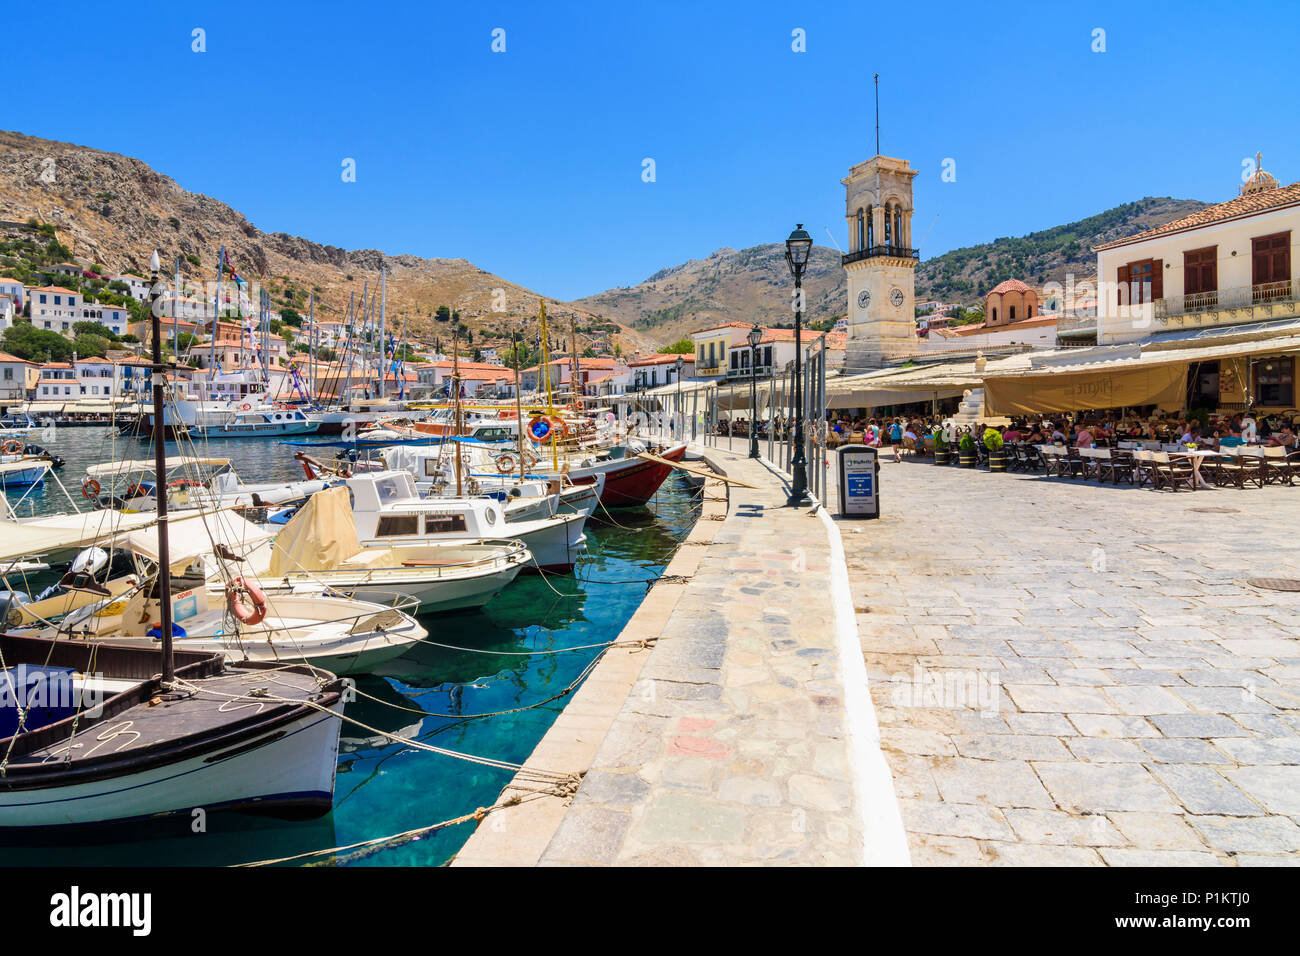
[239,401,253,412]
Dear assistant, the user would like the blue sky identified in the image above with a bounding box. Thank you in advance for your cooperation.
[8,1,1299,300]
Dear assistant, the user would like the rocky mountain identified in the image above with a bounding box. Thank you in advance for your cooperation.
[0,129,645,352]
[576,197,1211,343]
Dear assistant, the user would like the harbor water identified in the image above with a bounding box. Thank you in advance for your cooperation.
[1,426,700,866]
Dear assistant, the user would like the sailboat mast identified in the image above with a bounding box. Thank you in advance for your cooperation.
[452,326,463,497]
[209,246,222,377]
[147,250,176,687]
[513,331,526,483]
[308,293,316,402]
[342,291,356,411]
[569,314,580,412]
[538,299,557,469]
[378,264,386,400]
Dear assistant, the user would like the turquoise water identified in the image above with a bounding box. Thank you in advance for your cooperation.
[0,426,699,866]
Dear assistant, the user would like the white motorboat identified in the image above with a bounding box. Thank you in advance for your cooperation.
[345,470,588,572]
[381,445,605,520]
[191,407,321,438]
[253,487,530,612]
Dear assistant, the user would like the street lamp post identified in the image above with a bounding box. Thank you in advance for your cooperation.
[675,354,684,441]
[785,224,813,506]
[747,324,762,458]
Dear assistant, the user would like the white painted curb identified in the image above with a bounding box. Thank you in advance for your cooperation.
[816,506,912,866]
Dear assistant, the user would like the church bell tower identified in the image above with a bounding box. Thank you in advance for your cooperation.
[842,155,918,369]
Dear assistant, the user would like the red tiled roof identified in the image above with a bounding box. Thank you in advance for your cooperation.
[1094,181,1300,250]
[628,353,695,366]
[987,279,1034,296]
[29,286,79,295]
[690,321,755,335]
[0,351,33,364]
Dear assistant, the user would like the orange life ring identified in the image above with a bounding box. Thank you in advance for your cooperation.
[1,439,22,455]
[495,453,517,475]
[239,401,253,412]
[226,576,268,626]
[81,477,101,499]
[556,419,572,439]
[168,478,202,489]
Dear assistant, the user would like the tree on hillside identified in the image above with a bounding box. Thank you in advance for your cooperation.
[660,338,694,354]
[73,333,112,358]
[2,322,74,362]
[435,305,451,323]
[73,321,120,341]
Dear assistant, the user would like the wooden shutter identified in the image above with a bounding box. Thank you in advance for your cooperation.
[1150,259,1163,301]
[1117,264,1130,307]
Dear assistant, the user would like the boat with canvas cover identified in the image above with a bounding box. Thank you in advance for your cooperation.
[22,510,431,675]
[224,487,530,612]
[0,252,345,831]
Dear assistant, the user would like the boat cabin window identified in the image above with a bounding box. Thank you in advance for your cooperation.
[375,515,420,537]
[423,459,441,478]
[374,475,413,502]
[475,427,511,441]
[424,513,468,534]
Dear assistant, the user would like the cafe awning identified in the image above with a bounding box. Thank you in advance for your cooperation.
[985,363,1187,416]
[982,333,1300,415]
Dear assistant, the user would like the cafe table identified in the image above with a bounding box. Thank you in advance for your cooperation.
[1167,448,1220,489]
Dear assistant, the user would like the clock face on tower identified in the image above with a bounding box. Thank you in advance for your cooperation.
[857,290,871,310]
[890,288,904,308]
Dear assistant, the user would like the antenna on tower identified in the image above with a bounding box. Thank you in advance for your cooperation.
[874,73,880,156]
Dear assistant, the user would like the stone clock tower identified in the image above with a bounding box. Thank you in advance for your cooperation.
[841,155,918,370]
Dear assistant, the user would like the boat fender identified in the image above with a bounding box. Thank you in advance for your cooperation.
[226,576,268,626]
[81,477,101,499]
[70,546,109,576]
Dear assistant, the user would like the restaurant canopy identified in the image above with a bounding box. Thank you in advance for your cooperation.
[983,333,1300,416]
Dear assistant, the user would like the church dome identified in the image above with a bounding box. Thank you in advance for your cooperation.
[1241,152,1279,195]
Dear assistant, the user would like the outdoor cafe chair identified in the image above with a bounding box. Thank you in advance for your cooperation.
[1212,448,1264,489]
[1096,448,1136,485]
[1022,443,1046,474]
[1260,445,1295,486]
[1148,450,1195,491]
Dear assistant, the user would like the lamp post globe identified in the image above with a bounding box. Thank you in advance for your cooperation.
[784,224,813,506]
[747,324,762,458]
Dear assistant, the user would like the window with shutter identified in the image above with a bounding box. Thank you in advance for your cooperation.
[1252,232,1291,297]
[1183,247,1218,297]
[1117,265,1130,307]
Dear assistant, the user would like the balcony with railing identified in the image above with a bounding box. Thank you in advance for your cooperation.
[1153,278,1300,328]
[724,364,774,380]
[841,244,921,266]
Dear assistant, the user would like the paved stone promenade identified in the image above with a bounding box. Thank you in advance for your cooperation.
[841,456,1300,866]
[456,447,870,865]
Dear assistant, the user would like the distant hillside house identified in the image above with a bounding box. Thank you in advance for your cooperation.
[112,273,152,302]
[79,302,130,336]
[30,285,81,334]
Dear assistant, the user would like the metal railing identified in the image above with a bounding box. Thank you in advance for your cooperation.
[1155,278,1299,321]
[724,364,773,380]
[841,244,921,266]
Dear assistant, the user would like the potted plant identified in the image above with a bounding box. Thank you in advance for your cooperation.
[958,432,977,468]
[933,431,950,465]
[984,427,1007,472]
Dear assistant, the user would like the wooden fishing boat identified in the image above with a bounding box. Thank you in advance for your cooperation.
[0,632,344,830]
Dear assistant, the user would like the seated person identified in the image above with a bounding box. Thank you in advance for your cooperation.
[1217,427,1244,448]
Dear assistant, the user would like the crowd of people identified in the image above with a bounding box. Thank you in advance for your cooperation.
[822,409,1300,462]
